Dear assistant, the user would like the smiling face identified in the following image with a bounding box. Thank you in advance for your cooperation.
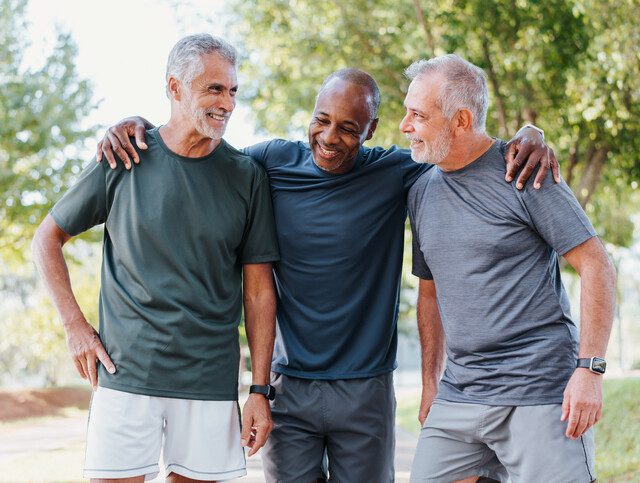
[399,73,453,165]
[179,53,238,140]
[308,78,378,174]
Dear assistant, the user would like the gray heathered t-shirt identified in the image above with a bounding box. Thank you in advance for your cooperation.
[51,128,279,400]
[408,140,597,406]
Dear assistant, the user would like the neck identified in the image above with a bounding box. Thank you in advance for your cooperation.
[159,114,220,158]
[438,132,493,172]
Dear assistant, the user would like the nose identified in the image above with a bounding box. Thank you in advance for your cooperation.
[321,124,340,146]
[399,112,412,134]
[219,92,236,113]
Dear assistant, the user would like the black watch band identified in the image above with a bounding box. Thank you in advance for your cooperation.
[577,357,607,374]
[249,384,276,400]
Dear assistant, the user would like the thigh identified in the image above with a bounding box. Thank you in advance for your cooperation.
[84,387,163,481]
[410,400,507,483]
[323,373,396,482]
[490,404,596,483]
[163,398,246,481]
[262,373,326,483]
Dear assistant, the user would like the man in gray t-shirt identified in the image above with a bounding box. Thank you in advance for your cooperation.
[402,55,616,482]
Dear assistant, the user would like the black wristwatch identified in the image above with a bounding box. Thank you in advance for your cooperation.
[576,357,607,375]
[249,384,276,400]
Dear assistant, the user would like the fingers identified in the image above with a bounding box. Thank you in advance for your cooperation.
[240,412,253,448]
[565,405,580,439]
[532,148,551,189]
[73,357,88,380]
[109,133,133,170]
[134,125,149,150]
[550,148,561,183]
[86,352,98,390]
[95,344,116,374]
[504,141,520,182]
[572,409,590,439]
[561,394,570,422]
[96,141,103,163]
[114,128,140,166]
[515,149,542,190]
[249,422,270,457]
[102,137,118,170]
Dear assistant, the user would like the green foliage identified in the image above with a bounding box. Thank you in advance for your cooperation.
[0,0,96,264]
[396,378,640,482]
[226,0,640,246]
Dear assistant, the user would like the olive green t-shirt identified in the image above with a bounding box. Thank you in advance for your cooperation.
[51,128,279,400]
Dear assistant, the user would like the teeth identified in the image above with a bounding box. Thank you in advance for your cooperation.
[319,146,337,157]
[207,113,225,121]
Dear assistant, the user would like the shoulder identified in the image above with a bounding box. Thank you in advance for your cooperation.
[222,141,269,181]
[243,138,308,168]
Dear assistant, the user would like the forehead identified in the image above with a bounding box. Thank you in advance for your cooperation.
[314,78,372,120]
[405,73,443,111]
[194,53,237,85]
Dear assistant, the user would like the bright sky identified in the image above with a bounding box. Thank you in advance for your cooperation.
[24,0,271,150]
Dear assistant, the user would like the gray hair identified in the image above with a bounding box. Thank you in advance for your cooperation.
[405,54,488,132]
[165,34,237,95]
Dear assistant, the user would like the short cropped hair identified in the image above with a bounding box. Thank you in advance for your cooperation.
[165,34,237,95]
[405,54,488,132]
[318,68,381,119]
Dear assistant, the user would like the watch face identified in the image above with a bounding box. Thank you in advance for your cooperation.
[591,357,607,374]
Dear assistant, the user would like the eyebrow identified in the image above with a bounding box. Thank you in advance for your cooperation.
[207,83,238,92]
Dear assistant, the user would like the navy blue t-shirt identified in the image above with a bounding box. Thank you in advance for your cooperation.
[244,139,429,379]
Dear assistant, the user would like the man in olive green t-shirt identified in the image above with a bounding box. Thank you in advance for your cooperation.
[32,35,279,482]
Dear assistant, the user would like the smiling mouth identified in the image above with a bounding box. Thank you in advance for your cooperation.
[207,113,227,122]
[317,143,340,159]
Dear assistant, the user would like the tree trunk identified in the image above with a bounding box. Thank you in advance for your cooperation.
[576,146,608,207]
[481,38,508,138]
[412,0,436,58]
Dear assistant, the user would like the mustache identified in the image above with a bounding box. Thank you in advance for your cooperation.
[204,108,231,119]
[406,134,422,143]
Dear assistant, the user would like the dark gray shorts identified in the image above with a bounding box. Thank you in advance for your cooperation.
[261,372,396,482]
[410,400,596,483]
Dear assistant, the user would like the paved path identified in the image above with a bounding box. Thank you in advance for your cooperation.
[0,415,417,481]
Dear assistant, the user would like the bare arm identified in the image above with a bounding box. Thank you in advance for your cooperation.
[505,125,560,189]
[560,236,616,439]
[417,278,446,426]
[240,262,277,456]
[96,116,155,170]
[32,215,115,389]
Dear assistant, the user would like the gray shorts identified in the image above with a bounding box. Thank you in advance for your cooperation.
[262,372,396,482]
[410,400,595,483]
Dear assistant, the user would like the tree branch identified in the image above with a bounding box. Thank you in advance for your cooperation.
[412,0,436,57]
[481,38,508,137]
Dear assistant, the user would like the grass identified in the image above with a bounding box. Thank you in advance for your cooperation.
[396,377,640,482]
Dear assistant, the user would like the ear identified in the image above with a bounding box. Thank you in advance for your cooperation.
[453,109,473,134]
[167,76,182,102]
[365,118,379,141]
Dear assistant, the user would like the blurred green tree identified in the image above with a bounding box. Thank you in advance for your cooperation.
[0,0,96,265]
[226,0,639,246]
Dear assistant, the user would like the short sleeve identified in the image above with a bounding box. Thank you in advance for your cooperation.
[50,159,108,236]
[520,175,597,256]
[242,141,272,168]
[238,168,280,264]
[408,187,433,280]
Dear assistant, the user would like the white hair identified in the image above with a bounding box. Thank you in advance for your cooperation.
[405,54,489,132]
[165,34,237,96]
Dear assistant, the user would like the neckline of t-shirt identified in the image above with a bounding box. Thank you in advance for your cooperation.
[437,139,502,177]
[150,126,226,163]
[307,144,366,177]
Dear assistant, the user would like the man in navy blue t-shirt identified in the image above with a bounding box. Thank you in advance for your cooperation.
[97,67,555,482]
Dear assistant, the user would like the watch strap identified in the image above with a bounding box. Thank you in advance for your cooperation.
[249,384,276,400]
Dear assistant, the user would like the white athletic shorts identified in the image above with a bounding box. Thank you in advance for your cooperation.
[84,386,246,481]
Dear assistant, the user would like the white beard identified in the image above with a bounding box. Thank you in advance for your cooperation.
[408,124,452,165]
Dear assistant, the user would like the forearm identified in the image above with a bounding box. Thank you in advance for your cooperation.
[417,283,446,388]
[243,264,276,386]
[577,258,616,357]
[32,219,83,328]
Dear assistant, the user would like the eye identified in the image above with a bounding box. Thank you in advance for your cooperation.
[413,112,423,119]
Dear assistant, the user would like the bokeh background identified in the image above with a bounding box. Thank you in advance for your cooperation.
[1,0,638,481]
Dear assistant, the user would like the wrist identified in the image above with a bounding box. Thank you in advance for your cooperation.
[61,311,87,330]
